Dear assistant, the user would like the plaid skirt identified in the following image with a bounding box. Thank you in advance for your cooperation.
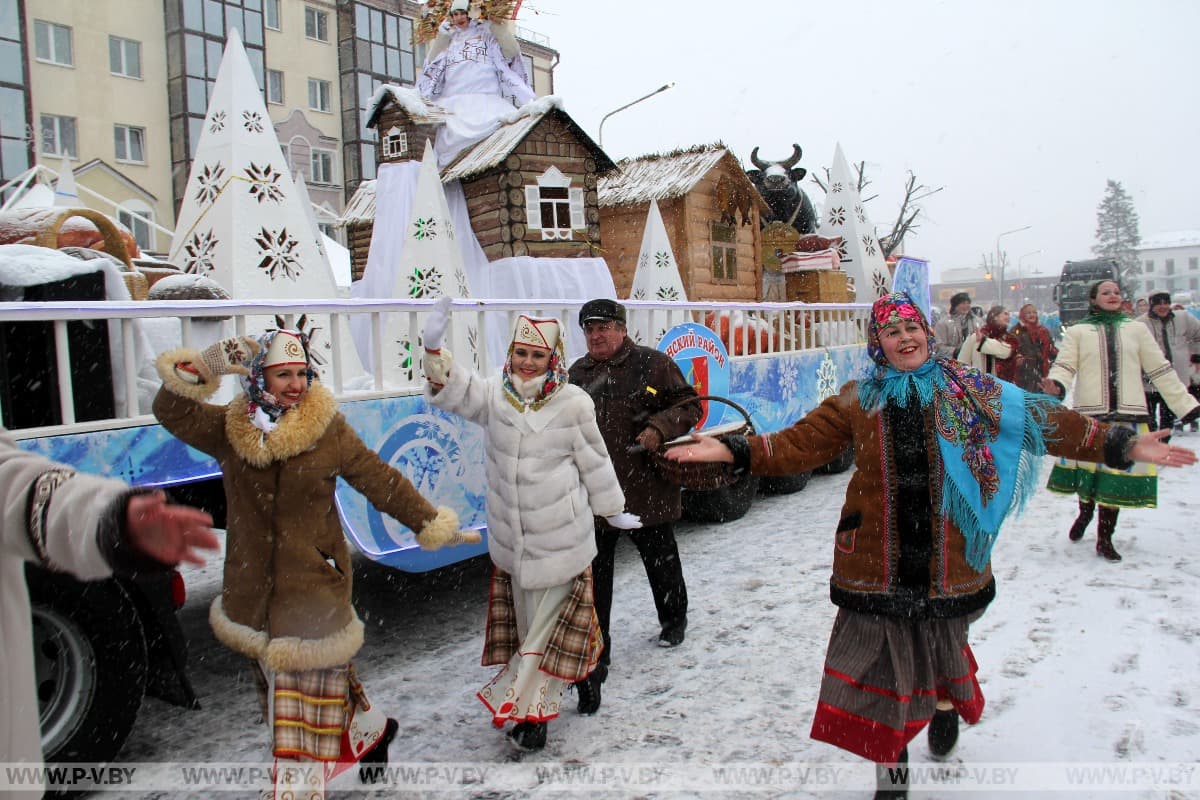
[810,609,984,764]
[1047,421,1158,508]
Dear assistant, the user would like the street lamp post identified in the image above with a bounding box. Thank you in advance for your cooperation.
[1015,249,1042,304]
[995,225,1032,307]
[597,82,676,149]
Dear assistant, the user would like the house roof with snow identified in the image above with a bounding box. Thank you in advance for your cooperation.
[1137,231,1200,250]
[364,84,448,128]
[598,144,768,212]
[339,179,376,226]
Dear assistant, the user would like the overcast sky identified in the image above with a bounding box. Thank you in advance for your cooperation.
[522,0,1199,284]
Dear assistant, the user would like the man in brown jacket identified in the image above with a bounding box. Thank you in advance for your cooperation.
[568,299,702,715]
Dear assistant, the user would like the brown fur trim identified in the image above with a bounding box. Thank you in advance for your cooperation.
[262,615,365,672]
[209,597,269,659]
[155,349,220,402]
[224,383,339,468]
[415,506,461,550]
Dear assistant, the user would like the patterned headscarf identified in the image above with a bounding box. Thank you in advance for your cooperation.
[859,292,1054,571]
[500,317,569,412]
[239,328,316,431]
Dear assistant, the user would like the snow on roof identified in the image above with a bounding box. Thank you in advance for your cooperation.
[1138,231,1200,250]
[597,145,730,207]
[0,243,105,288]
[440,97,569,182]
[366,84,448,126]
[338,179,377,226]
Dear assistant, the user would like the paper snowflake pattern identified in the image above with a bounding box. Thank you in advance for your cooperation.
[828,206,846,226]
[254,227,302,280]
[656,286,681,301]
[855,204,867,224]
[816,353,839,402]
[195,163,226,205]
[181,230,219,274]
[242,110,263,133]
[406,266,444,298]
[394,336,414,380]
[630,287,647,300]
[779,357,800,399]
[862,234,878,257]
[245,162,285,204]
[209,111,226,133]
[455,269,470,297]
[637,252,649,271]
[830,182,843,194]
[412,217,438,240]
[654,251,672,269]
[871,270,890,299]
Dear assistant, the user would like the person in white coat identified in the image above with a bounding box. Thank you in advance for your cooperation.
[1,427,216,799]
[421,300,638,751]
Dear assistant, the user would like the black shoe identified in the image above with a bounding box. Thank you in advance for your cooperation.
[575,674,602,715]
[359,717,398,783]
[508,721,547,751]
[658,620,687,647]
[928,707,959,756]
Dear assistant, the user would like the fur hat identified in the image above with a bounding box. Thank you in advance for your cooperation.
[511,315,560,351]
[263,330,308,369]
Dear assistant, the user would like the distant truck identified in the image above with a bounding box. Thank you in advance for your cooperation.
[1053,258,1121,327]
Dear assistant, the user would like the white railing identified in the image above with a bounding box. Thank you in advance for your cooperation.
[0,298,869,440]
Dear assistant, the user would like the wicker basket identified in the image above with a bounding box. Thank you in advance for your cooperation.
[651,396,755,491]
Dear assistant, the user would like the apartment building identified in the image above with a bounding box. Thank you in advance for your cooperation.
[1137,231,1200,302]
[3,0,556,254]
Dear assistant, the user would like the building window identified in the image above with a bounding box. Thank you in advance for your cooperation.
[305,7,329,41]
[34,20,72,66]
[40,114,77,158]
[114,124,146,163]
[1191,277,1198,291]
[1144,260,1154,273]
[1165,258,1175,275]
[521,54,534,90]
[383,126,407,158]
[711,223,737,284]
[117,207,154,252]
[308,78,331,112]
[354,3,416,83]
[525,166,583,241]
[1146,280,1155,291]
[266,69,284,104]
[108,36,141,79]
[310,148,334,184]
[265,0,281,30]
[1189,257,1198,271]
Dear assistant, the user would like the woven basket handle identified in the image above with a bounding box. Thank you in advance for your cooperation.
[662,395,754,440]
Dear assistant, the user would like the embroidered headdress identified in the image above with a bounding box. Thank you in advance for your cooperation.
[501,315,567,412]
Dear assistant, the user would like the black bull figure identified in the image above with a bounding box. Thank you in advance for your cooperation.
[746,144,818,235]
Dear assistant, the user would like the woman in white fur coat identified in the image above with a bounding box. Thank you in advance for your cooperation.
[422,301,637,751]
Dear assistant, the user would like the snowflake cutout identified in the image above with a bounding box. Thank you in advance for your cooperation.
[209,111,226,133]
[828,206,846,226]
[862,234,877,257]
[254,227,302,280]
[872,270,890,298]
[242,110,263,133]
[816,353,838,402]
[654,251,672,269]
[406,266,444,298]
[195,163,226,206]
[830,181,843,194]
[455,269,470,297]
[412,217,438,240]
[836,238,849,259]
[779,358,800,399]
[245,162,285,204]
[631,287,647,300]
[395,336,414,379]
[855,204,867,224]
[182,230,219,274]
[656,286,681,301]
[637,252,649,270]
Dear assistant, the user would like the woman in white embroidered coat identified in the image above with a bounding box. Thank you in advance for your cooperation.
[422,300,636,751]
[153,325,474,797]
[1044,280,1200,561]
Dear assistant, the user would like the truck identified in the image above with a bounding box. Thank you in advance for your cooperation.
[3,290,871,764]
[1053,258,1121,327]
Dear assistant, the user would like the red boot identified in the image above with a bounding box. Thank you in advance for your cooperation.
[1069,500,1095,542]
[1096,506,1121,561]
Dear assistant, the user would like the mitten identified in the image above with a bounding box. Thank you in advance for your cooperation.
[423,348,453,388]
[422,296,453,352]
[414,507,481,550]
[605,512,642,530]
[174,337,260,384]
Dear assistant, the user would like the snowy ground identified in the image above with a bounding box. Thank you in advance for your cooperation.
[117,441,1200,799]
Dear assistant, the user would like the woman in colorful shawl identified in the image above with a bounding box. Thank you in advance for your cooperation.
[421,299,638,751]
[667,292,1193,799]
[1009,303,1058,392]
[1042,280,1200,560]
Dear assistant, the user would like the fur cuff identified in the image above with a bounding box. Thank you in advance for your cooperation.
[415,506,461,550]
[263,616,365,672]
[156,349,221,402]
[209,597,269,660]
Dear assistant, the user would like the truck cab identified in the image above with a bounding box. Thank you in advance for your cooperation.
[1053,258,1121,327]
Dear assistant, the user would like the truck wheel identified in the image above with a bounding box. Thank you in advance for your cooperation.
[682,473,759,523]
[815,446,854,475]
[27,567,148,763]
[759,471,811,495]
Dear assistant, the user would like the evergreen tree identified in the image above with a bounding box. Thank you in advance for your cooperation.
[1091,179,1141,293]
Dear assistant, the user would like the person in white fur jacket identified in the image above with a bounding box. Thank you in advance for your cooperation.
[422,299,637,751]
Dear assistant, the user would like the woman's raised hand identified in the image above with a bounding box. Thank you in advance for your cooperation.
[663,434,735,463]
[422,296,453,352]
[1129,428,1197,468]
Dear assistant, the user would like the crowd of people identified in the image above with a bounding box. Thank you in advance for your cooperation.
[5,285,1197,800]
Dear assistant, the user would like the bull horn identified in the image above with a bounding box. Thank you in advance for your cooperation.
[781,144,802,169]
[750,147,768,171]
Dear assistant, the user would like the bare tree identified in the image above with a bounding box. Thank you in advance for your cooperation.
[812,164,943,258]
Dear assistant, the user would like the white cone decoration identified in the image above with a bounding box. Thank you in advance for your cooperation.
[54,155,79,207]
[381,141,474,387]
[293,170,330,267]
[818,143,890,302]
[167,28,361,380]
[626,199,688,346]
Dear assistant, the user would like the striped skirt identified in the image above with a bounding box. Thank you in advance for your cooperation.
[1047,421,1158,508]
[810,609,984,764]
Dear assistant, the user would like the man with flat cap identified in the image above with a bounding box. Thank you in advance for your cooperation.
[568,298,702,715]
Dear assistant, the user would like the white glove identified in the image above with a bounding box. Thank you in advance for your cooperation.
[423,348,452,388]
[605,512,642,530]
[422,296,453,352]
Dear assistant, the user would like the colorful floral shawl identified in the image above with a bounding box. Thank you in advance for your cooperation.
[499,336,569,413]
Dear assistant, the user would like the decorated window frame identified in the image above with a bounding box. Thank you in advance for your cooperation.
[383,126,408,159]
[710,221,738,285]
[525,166,584,241]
